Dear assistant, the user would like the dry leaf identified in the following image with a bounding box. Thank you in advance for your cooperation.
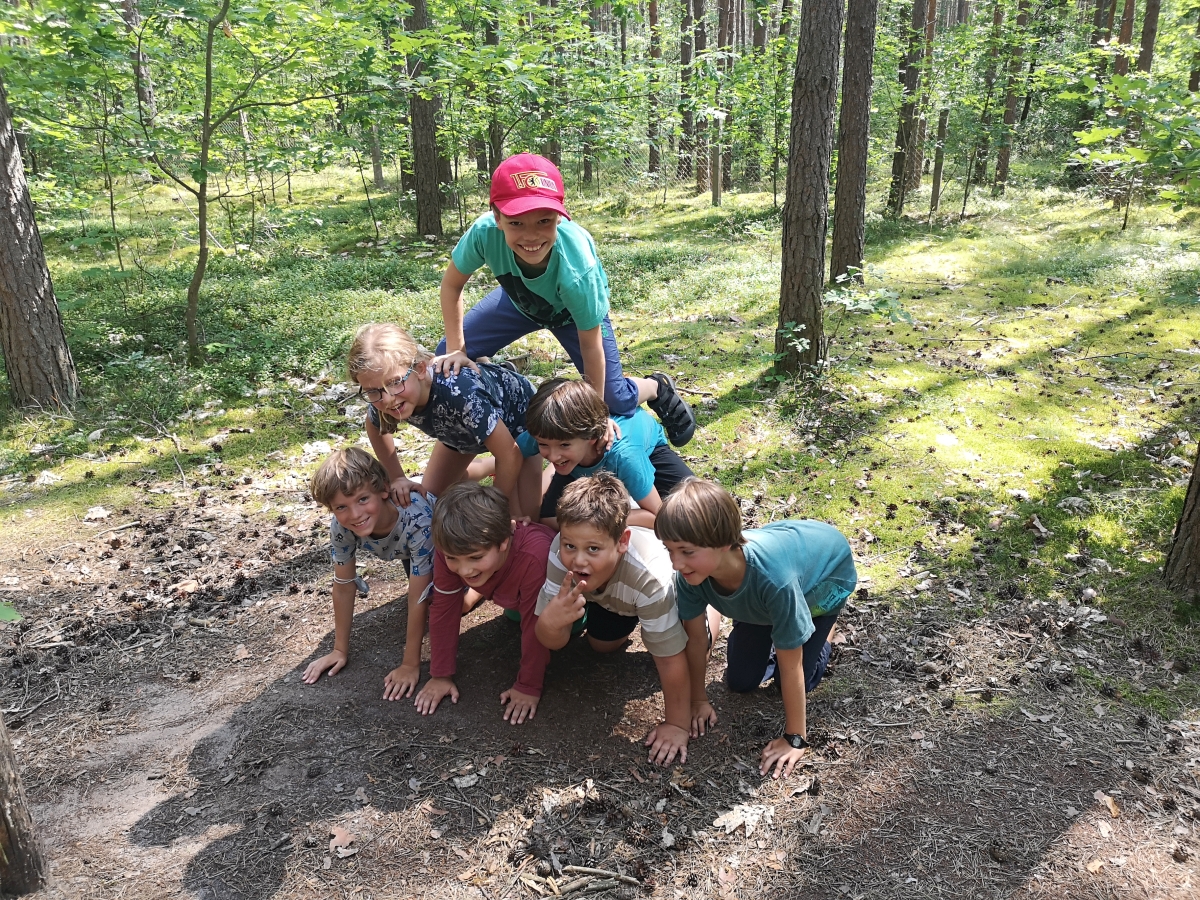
[329,825,354,854]
[334,847,358,859]
[1097,820,1113,838]
[84,506,111,521]
[171,579,201,595]
[234,644,251,661]
[453,773,479,789]
[1086,859,1104,874]
[1094,790,1120,818]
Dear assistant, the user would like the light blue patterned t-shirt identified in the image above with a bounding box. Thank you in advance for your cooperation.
[328,491,435,577]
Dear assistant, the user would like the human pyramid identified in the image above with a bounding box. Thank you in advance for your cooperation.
[303,154,857,780]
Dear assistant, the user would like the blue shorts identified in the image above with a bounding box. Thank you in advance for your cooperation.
[437,287,640,416]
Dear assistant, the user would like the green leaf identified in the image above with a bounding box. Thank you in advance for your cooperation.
[0,602,20,623]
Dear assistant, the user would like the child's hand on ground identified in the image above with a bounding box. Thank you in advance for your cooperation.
[383,662,421,700]
[690,700,718,737]
[431,350,479,376]
[759,737,807,779]
[390,476,423,507]
[499,687,539,724]
[414,676,459,715]
[644,722,689,766]
[541,575,588,634]
[302,649,347,684]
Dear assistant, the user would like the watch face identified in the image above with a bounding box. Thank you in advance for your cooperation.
[786,733,807,749]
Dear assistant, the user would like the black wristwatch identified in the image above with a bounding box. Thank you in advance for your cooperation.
[783,732,809,749]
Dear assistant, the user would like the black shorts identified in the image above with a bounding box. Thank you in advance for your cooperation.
[540,445,695,518]
[583,601,639,642]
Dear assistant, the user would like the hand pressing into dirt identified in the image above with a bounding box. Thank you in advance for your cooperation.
[303,649,347,684]
[383,663,420,700]
[759,738,806,779]
[690,700,718,737]
[415,676,459,715]
[390,476,424,508]
[644,722,689,766]
[500,687,539,724]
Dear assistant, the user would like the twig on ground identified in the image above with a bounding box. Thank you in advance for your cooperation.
[560,866,640,886]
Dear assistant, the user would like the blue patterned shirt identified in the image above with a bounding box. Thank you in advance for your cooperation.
[328,492,435,577]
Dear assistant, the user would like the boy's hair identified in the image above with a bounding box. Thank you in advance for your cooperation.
[346,322,432,385]
[526,378,608,442]
[431,481,512,555]
[654,478,747,548]
[556,472,629,542]
[310,447,389,508]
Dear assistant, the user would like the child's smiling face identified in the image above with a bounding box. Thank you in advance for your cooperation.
[358,364,430,421]
[329,486,396,539]
[534,435,603,476]
[493,208,560,268]
[442,539,511,588]
[558,522,629,593]
[663,540,727,586]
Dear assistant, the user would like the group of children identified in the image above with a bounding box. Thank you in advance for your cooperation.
[301,154,857,778]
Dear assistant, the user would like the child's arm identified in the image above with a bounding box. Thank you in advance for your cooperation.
[577,325,606,404]
[484,420,529,520]
[414,554,465,715]
[760,644,808,779]
[499,555,554,725]
[366,413,422,507]
[628,486,662,529]
[383,571,431,701]
[434,262,480,376]
[682,613,718,736]
[644,650,692,766]
[303,559,357,683]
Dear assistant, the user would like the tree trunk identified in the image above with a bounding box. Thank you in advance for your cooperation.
[370,124,385,190]
[1165,445,1200,599]
[0,78,80,409]
[887,0,929,214]
[408,0,443,237]
[777,0,844,374]
[694,0,710,192]
[1112,0,1135,77]
[929,107,949,213]
[679,0,695,178]
[485,19,503,171]
[1190,13,1200,93]
[1135,0,1159,73]
[0,715,47,895]
[649,0,662,174]
[745,9,767,182]
[829,0,879,283]
[121,0,157,124]
[993,0,1029,194]
[718,0,733,191]
[904,0,937,191]
[972,0,1004,186]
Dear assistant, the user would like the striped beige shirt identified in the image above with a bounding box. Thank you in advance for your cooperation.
[536,527,687,657]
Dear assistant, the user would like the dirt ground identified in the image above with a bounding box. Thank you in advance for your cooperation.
[2,475,1199,900]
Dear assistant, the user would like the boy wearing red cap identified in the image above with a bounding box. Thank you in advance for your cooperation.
[433,153,696,447]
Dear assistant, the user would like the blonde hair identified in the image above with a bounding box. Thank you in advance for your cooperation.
[431,481,512,555]
[654,478,746,548]
[310,448,390,508]
[526,378,609,442]
[556,472,629,542]
[347,323,432,385]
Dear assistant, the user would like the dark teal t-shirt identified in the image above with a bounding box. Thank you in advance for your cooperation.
[451,213,610,331]
[555,408,667,501]
[674,520,857,650]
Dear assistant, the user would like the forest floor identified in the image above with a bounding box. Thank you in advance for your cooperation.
[2,172,1200,899]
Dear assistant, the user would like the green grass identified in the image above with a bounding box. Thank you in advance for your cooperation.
[5,165,1200,710]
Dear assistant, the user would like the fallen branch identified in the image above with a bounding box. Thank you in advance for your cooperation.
[560,866,640,886]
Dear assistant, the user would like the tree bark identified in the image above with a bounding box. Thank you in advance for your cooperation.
[972,0,1004,186]
[1112,0,1135,77]
[929,107,949,213]
[993,0,1029,194]
[679,0,695,178]
[829,0,879,283]
[369,124,385,190]
[408,0,443,237]
[718,0,733,191]
[1165,444,1200,600]
[1135,0,1159,73]
[694,0,710,192]
[648,0,662,174]
[1190,13,1200,93]
[904,0,937,191]
[777,0,844,374]
[121,0,157,124]
[887,0,929,214]
[0,714,48,895]
[745,6,767,182]
[485,18,503,171]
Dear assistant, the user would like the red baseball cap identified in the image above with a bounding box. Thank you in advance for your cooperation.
[490,153,570,219]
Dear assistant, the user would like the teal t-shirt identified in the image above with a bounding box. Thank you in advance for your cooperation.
[451,213,610,331]
[674,520,857,650]
[559,408,667,501]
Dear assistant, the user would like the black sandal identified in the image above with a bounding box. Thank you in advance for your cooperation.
[647,372,696,447]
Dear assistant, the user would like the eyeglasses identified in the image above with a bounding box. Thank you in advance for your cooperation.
[357,367,414,404]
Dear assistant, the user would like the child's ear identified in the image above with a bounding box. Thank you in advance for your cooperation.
[617,528,632,553]
[499,536,512,554]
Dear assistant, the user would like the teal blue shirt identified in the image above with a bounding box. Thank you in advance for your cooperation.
[674,520,857,650]
[452,213,610,331]
[561,408,667,501]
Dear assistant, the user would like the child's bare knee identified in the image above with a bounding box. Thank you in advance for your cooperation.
[587,635,628,654]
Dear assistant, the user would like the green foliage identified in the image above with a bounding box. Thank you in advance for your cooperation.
[0,602,19,623]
